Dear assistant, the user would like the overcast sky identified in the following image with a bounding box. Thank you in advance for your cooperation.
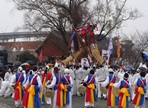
[0,0,148,36]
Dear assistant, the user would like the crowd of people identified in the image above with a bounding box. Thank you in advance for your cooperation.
[0,59,147,108]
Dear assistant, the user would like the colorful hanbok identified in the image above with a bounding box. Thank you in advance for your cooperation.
[47,73,64,108]
[132,77,146,108]
[101,74,117,107]
[22,74,42,108]
[62,74,73,108]
[14,72,25,107]
[84,74,97,107]
[114,79,131,108]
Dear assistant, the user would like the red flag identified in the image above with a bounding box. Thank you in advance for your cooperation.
[117,37,120,59]
[39,49,43,63]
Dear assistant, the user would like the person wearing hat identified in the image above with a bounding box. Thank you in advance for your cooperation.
[114,73,131,108]
[101,68,117,108]
[0,68,12,96]
[73,65,81,96]
[12,66,27,107]
[62,68,73,108]
[46,67,64,108]
[94,64,108,99]
[132,71,147,108]
[22,66,42,108]
[40,65,52,105]
[83,69,97,108]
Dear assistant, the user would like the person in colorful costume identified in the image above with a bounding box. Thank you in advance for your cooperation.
[114,73,131,108]
[13,66,26,107]
[62,68,73,108]
[40,66,52,105]
[22,67,42,108]
[46,67,64,108]
[101,68,117,107]
[132,71,147,108]
[83,69,97,108]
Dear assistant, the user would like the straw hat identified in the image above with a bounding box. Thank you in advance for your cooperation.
[78,85,86,94]
[112,87,120,97]
[44,89,54,98]
[100,86,107,94]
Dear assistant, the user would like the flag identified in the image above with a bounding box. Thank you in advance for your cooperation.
[39,49,43,63]
[117,37,120,59]
[108,35,113,56]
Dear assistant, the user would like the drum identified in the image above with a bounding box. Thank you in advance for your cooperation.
[44,89,54,98]
[112,87,120,97]
[100,86,107,94]
[78,85,86,94]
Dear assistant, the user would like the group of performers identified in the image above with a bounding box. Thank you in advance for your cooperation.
[0,60,147,108]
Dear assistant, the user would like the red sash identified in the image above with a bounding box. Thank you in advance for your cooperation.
[14,73,23,101]
[118,80,128,108]
[132,79,145,105]
[108,75,116,106]
[86,75,95,102]
[22,74,38,108]
[56,75,63,107]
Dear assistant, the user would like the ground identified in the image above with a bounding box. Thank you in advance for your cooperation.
[0,96,147,108]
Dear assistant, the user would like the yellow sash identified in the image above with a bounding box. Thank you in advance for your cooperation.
[136,87,144,106]
[27,85,35,108]
[16,82,22,100]
[88,84,95,103]
[110,83,115,106]
[120,88,130,108]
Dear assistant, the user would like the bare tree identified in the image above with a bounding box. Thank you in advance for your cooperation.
[12,0,141,47]
[94,0,141,41]
[131,31,148,68]
[112,31,148,68]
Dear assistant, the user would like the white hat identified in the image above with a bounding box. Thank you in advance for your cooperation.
[64,68,70,74]
[18,66,23,71]
[108,68,114,72]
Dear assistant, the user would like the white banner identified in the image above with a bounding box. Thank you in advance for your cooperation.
[102,49,110,64]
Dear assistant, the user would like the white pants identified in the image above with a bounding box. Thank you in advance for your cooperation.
[98,81,106,98]
[75,79,80,96]
[4,87,13,97]
[73,79,77,95]
[0,81,9,95]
